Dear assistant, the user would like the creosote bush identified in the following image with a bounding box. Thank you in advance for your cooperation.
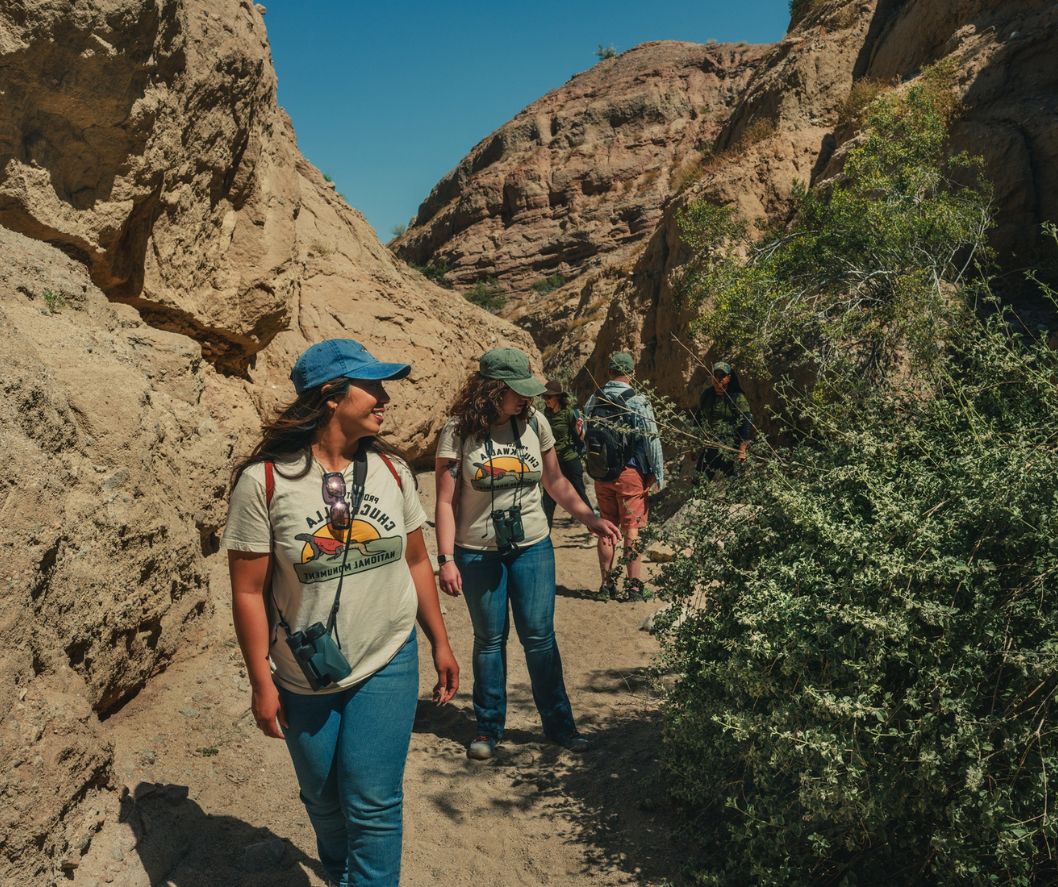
[658,57,1058,885]
[531,273,566,295]
[675,60,988,393]
[464,277,506,312]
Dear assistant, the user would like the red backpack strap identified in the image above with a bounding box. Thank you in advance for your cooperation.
[377,452,403,490]
[264,461,275,506]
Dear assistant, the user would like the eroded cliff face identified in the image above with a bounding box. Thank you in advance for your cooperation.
[580,0,1058,409]
[0,1,533,880]
[392,41,770,302]
[0,0,532,434]
[0,227,237,883]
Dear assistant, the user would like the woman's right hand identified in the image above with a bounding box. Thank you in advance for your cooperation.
[251,682,287,739]
[438,560,462,597]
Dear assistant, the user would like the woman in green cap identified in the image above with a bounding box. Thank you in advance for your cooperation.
[540,379,592,527]
[434,347,621,760]
[695,360,753,478]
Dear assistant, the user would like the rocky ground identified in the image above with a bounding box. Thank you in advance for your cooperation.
[71,477,683,886]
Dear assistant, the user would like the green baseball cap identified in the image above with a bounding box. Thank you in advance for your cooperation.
[608,351,635,375]
[479,347,547,397]
[712,361,732,376]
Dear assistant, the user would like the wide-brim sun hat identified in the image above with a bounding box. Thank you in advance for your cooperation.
[544,379,565,397]
[478,346,546,397]
[290,339,411,394]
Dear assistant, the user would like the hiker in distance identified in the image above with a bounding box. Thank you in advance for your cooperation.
[695,360,753,478]
[584,351,665,601]
[540,378,593,528]
[225,339,459,887]
[434,347,621,761]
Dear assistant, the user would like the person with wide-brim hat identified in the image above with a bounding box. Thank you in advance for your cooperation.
[225,338,459,886]
[434,347,620,760]
[540,379,593,527]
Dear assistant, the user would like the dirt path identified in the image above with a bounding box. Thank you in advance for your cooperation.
[73,476,682,886]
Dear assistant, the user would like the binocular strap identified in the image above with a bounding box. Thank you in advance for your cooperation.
[267,446,369,650]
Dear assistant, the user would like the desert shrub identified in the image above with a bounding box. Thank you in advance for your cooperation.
[391,222,407,238]
[657,306,1058,885]
[596,44,617,61]
[531,273,566,295]
[675,62,989,391]
[464,277,506,312]
[838,77,892,127]
[658,58,1058,885]
[412,257,452,288]
[41,289,67,312]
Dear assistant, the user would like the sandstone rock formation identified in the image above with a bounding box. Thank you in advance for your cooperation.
[582,0,1058,409]
[392,41,769,296]
[0,226,234,883]
[0,0,532,455]
[397,1,1057,412]
[0,1,534,880]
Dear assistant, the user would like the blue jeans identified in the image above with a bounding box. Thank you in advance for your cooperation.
[278,630,418,887]
[455,537,577,741]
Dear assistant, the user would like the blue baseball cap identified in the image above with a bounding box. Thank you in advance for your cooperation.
[290,339,411,394]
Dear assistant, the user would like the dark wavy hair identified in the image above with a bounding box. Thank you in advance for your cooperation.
[450,373,533,441]
[230,378,409,491]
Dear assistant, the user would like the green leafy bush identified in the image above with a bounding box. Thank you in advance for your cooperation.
[411,257,452,288]
[596,44,617,61]
[676,62,989,391]
[658,310,1058,884]
[464,277,506,312]
[658,58,1058,885]
[531,273,566,295]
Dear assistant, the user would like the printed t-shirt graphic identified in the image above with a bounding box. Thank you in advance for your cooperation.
[436,413,555,551]
[293,497,404,583]
[221,452,426,693]
[471,450,542,491]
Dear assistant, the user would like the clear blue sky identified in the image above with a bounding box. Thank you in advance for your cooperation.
[263,1,790,240]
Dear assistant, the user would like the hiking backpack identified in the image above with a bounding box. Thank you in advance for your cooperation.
[585,388,637,481]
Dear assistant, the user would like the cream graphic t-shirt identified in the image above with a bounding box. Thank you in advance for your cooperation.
[436,413,555,551]
[223,451,426,694]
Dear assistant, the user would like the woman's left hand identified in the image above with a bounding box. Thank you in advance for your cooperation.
[585,514,622,544]
[431,642,460,705]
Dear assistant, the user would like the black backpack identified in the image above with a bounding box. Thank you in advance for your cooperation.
[585,388,637,481]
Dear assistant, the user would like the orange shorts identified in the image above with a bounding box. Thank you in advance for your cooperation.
[594,467,650,531]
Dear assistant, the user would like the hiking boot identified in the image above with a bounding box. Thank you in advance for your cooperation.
[624,578,652,601]
[597,582,616,602]
[549,732,590,753]
[467,735,496,761]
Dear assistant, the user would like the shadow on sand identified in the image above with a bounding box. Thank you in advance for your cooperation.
[123,783,324,886]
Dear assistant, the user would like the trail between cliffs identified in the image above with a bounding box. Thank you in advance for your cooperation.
[76,477,682,886]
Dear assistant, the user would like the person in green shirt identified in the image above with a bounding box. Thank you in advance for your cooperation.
[541,380,593,527]
[696,361,753,478]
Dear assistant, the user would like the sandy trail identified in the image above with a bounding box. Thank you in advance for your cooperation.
[74,475,681,886]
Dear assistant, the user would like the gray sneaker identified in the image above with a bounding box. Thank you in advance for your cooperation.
[467,735,496,760]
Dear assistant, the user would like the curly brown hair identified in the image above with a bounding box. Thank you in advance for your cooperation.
[450,373,533,441]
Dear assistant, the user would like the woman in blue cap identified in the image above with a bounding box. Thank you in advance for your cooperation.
[434,347,621,760]
[224,338,459,887]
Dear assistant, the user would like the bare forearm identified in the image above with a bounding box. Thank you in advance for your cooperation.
[435,501,457,555]
[232,590,273,690]
[410,558,451,649]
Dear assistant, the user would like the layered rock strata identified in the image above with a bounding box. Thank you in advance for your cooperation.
[392,40,770,298]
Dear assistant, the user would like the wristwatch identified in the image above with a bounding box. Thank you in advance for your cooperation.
[437,554,453,566]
